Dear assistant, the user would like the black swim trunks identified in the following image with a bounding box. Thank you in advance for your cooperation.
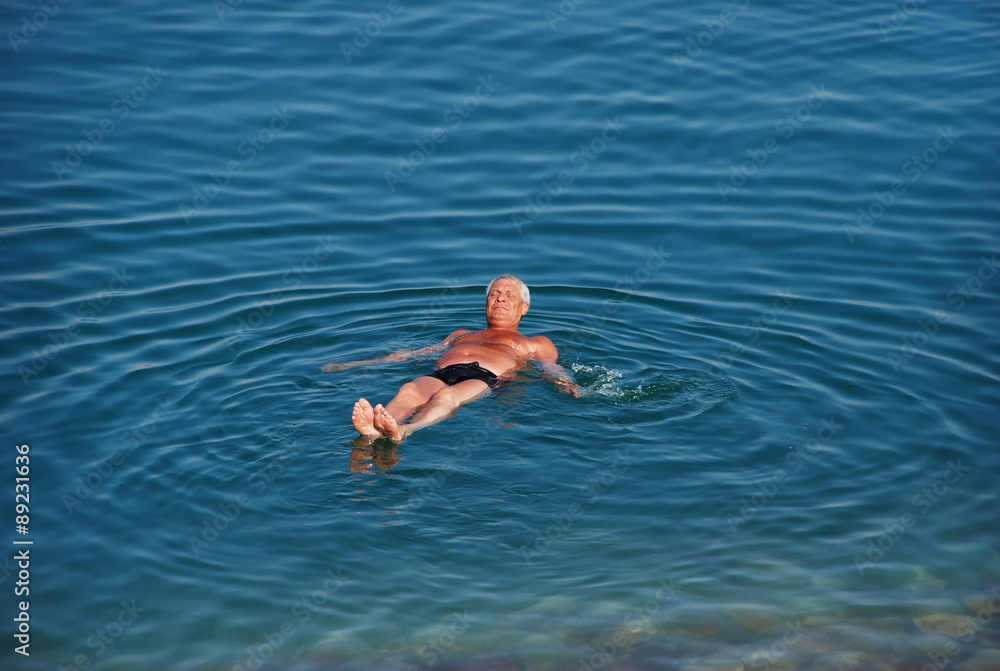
[427,361,500,387]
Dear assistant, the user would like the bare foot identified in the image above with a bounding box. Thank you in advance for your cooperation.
[352,399,380,436]
[373,404,407,442]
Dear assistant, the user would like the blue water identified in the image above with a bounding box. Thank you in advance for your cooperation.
[2,1,999,669]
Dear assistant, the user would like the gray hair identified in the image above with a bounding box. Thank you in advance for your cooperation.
[486,275,530,304]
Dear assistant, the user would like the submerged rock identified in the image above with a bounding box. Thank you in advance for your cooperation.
[865,617,908,636]
[610,654,679,671]
[803,615,841,628]
[438,655,524,671]
[750,658,801,671]
[955,648,1000,671]
[521,594,578,616]
[659,605,727,637]
[589,617,657,655]
[815,623,900,655]
[913,612,968,637]
[727,604,787,634]
[961,585,1000,617]
[904,565,947,592]
[518,633,565,648]
[961,592,992,614]
[516,632,566,671]
[679,657,744,671]
[309,629,373,657]
[579,599,637,622]
[812,650,872,671]
[910,633,958,655]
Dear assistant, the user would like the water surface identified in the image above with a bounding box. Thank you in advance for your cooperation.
[1,1,998,669]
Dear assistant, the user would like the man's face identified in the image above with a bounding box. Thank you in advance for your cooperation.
[486,279,528,327]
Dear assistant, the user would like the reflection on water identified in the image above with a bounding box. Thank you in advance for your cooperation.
[350,436,402,473]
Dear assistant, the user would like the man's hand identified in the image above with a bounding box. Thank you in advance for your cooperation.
[322,362,358,372]
[555,379,583,398]
[537,361,582,398]
[322,338,452,373]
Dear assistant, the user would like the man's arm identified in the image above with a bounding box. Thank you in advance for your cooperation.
[322,330,468,372]
[532,336,582,397]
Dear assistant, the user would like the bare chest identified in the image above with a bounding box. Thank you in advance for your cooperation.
[453,331,535,354]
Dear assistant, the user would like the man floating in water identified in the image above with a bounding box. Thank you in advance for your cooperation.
[324,275,581,441]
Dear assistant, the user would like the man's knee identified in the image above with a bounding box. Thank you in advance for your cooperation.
[429,386,457,406]
[398,381,428,401]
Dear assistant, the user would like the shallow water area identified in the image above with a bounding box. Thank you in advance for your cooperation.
[2,0,999,669]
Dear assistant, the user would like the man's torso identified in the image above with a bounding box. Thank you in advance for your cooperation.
[435,329,539,376]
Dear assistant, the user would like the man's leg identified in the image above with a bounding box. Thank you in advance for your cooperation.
[373,379,489,441]
[353,377,444,437]
[384,376,447,420]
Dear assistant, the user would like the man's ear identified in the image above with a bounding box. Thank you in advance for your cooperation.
[520,303,529,317]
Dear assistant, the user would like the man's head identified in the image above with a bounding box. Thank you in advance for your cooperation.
[485,275,530,328]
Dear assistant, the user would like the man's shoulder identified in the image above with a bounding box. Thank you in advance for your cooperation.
[529,334,558,361]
